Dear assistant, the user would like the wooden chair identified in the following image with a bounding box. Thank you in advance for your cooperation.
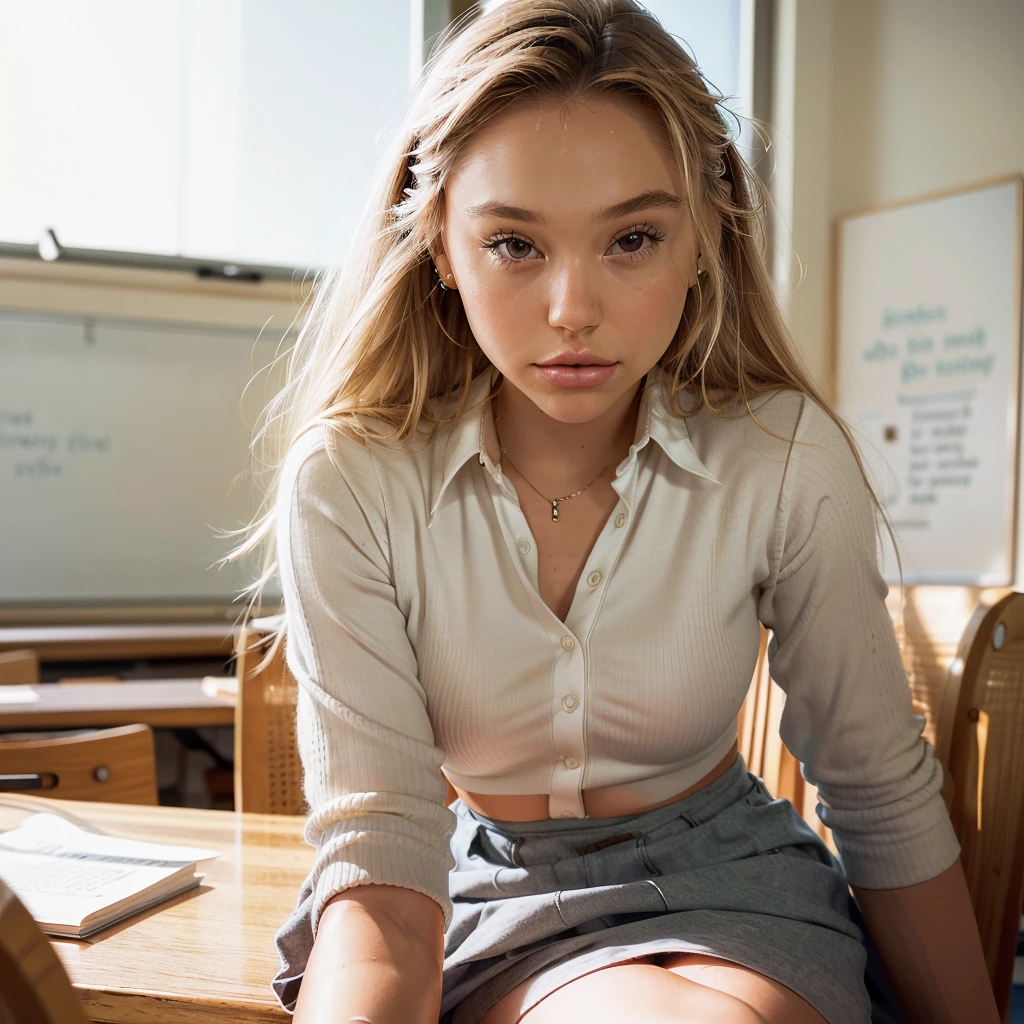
[0,724,157,804]
[738,626,830,847]
[233,620,305,815]
[0,650,39,686]
[944,590,1024,1017]
[0,881,89,1024]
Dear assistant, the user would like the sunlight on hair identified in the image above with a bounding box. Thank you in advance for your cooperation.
[215,0,899,658]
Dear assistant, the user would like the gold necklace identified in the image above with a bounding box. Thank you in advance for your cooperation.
[493,413,609,523]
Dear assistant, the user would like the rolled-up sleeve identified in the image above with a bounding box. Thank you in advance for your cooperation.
[757,397,961,890]
[276,428,455,935]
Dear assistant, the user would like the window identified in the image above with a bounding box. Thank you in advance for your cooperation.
[0,1,413,269]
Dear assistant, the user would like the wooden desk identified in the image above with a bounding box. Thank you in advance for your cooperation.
[0,797,312,1023]
[0,681,235,730]
[0,623,236,661]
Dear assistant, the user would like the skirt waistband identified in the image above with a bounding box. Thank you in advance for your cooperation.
[460,753,752,847]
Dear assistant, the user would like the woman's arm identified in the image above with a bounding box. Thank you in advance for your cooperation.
[294,885,445,1024]
[752,397,972,1007]
[273,434,456,1011]
[853,859,998,1024]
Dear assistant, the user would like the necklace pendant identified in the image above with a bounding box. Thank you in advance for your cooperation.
[551,499,559,522]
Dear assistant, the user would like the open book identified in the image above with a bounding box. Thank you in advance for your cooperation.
[0,811,221,939]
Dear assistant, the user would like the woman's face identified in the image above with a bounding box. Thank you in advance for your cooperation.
[435,92,703,425]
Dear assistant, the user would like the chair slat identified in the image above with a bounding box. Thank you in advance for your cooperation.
[0,724,157,805]
[234,625,305,815]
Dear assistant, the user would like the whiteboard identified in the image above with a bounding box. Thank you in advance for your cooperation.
[835,177,1023,585]
[0,310,283,609]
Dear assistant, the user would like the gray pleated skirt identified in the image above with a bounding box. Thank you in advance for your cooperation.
[273,756,903,1024]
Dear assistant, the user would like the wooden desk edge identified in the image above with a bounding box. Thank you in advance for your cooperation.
[78,986,290,1023]
[0,706,236,730]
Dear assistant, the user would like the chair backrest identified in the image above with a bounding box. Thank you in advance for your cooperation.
[0,724,157,804]
[0,881,89,1024]
[886,585,1011,771]
[233,623,305,815]
[738,627,828,846]
[0,650,39,686]
[944,590,1024,1018]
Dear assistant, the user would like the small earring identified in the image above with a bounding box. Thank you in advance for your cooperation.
[435,265,449,291]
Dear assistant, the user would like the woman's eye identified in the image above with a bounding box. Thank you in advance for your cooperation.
[491,237,537,261]
[483,227,662,265]
[609,231,657,257]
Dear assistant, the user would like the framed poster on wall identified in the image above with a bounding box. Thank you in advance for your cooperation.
[834,175,1023,585]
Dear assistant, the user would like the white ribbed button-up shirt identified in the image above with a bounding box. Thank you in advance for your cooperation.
[277,364,961,934]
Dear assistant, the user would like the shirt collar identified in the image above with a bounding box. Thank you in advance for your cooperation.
[427,364,720,525]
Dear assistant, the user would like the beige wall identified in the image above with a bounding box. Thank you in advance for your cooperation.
[776,0,1024,392]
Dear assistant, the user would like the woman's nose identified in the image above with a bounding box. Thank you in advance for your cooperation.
[546,259,602,336]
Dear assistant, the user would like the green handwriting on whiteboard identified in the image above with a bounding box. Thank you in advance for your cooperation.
[935,354,994,376]
[901,360,928,384]
[943,327,986,349]
[874,324,992,383]
[882,304,947,328]
[863,340,899,361]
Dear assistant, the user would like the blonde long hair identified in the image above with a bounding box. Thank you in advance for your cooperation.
[221,0,892,652]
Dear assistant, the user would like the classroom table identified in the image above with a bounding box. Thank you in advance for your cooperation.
[0,622,236,661]
[0,795,311,1023]
[0,680,235,730]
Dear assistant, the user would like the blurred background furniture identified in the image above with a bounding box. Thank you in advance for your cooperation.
[0,880,89,1024]
[0,724,158,804]
[0,680,234,732]
[0,650,39,686]
[233,619,304,815]
[0,624,236,662]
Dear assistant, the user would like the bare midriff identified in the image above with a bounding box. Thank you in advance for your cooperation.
[451,740,739,821]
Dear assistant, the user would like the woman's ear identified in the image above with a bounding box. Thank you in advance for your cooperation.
[430,248,458,291]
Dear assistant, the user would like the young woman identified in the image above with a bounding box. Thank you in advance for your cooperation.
[229,2,997,1021]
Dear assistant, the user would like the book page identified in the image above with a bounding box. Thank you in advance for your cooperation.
[0,812,221,865]
[0,812,221,934]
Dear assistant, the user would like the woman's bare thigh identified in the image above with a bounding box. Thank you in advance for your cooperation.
[477,953,829,1024]
[659,953,828,1024]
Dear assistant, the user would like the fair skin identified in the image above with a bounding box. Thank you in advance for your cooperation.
[294,93,999,1024]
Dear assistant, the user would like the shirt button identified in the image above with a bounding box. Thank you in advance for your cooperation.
[614,512,627,528]
[563,755,580,770]
[561,694,579,712]
[586,570,603,587]
[560,636,575,652]
[517,537,531,554]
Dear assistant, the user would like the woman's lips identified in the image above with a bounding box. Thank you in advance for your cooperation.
[533,364,618,387]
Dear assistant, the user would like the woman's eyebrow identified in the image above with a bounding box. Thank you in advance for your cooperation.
[464,189,683,224]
